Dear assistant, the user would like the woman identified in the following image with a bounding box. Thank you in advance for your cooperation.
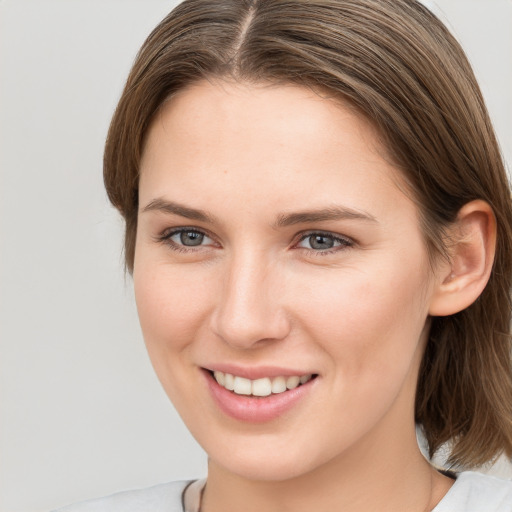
[56,0,512,510]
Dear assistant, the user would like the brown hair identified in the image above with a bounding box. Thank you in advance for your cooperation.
[104,0,512,467]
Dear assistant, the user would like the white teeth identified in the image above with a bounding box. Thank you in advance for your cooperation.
[224,373,235,391]
[233,376,252,395]
[286,376,300,390]
[300,375,312,384]
[213,371,225,386]
[212,371,314,396]
[252,378,272,397]
[271,376,287,394]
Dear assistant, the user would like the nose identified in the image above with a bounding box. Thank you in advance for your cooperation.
[210,249,291,349]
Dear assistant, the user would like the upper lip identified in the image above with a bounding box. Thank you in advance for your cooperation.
[203,364,317,380]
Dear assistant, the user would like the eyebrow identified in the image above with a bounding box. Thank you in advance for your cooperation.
[141,198,377,227]
[141,198,217,224]
[274,206,377,227]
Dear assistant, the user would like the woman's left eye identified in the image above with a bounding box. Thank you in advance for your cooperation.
[296,233,352,252]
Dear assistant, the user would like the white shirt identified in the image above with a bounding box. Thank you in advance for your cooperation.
[53,471,512,512]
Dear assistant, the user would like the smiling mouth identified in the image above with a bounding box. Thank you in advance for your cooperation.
[210,370,317,397]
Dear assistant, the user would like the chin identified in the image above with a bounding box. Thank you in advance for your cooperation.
[205,438,334,482]
[215,457,313,482]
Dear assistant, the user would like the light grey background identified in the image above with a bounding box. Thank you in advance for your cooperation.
[0,1,510,511]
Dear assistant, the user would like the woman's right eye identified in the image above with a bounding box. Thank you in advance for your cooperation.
[159,228,215,251]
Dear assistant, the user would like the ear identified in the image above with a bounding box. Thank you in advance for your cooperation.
[428,200,497,317]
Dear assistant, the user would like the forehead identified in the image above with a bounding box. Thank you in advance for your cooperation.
[139,79,411,221]
[143,79,387,163]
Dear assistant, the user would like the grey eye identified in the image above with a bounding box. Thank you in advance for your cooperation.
[181,231,203,246]
[297,233,351,252]
[308,234,335,250]
[309,235,334,250]
[170,230,208,246]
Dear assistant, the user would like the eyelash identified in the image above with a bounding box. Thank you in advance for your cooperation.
[156,228,354,256]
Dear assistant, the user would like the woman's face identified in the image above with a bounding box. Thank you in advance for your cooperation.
[134,80,439,481]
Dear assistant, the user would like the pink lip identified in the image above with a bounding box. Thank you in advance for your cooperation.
[205,363,314,380]
[202,369,316,423]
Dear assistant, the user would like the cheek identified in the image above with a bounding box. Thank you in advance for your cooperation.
[133,259,214,355]
[133,260,218,417]
[290,254,431,382]
[283,262,431,448]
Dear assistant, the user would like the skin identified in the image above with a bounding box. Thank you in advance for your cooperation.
[134,80,458,511]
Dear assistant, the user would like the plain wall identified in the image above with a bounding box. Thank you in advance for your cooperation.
[0,1,510,511]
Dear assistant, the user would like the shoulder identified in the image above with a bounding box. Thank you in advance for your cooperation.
[52,480,192,512]
[434,471,512,512]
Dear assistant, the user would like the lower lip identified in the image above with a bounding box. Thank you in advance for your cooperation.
[203,370,316,423]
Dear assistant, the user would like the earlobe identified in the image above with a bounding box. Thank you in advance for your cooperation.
[428,200,497,317]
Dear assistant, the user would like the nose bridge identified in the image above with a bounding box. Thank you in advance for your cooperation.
[211,246,289,348]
